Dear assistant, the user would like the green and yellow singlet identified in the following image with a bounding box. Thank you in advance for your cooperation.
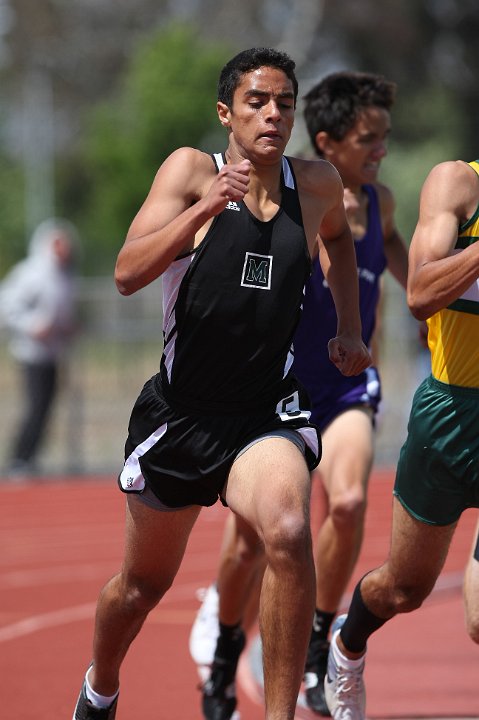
[427,160,479,388]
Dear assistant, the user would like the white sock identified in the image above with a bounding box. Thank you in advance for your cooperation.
[331,632,365,671]
[85,667,119,709]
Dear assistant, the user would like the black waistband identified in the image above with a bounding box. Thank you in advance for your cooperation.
[156,372,294,418]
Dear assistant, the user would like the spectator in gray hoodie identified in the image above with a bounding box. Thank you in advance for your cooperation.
[1,218,78,477]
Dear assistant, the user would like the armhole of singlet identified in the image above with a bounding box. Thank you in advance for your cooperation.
[175,153,225,260]
[460,161,479,232]
[282,156,295,189]
[212,152,225,173]
[282,156,312,267]
[364,184,383,238]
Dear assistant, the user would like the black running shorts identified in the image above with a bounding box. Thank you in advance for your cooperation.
[118,374,321,509]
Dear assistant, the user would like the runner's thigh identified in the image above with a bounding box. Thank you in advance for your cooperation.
[224,436,311,538]
[319,407,374,497]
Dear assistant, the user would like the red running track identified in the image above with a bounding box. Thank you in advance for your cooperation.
[0,471,477,720]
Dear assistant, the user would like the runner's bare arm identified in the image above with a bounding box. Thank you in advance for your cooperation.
[115,148,250,295]
[408,161,479,320]
[314,163,371,375]
[378,182,429,345]
[377,183,408,290]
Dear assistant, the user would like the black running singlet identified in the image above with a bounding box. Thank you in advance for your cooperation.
[159,154,311,414]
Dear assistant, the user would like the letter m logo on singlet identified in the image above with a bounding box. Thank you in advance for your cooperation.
[241,252,273,290]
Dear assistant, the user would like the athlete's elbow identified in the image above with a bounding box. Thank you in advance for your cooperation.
[116,282,134,296]
[115,266,137,296]
[407,288,432,321]
[408,300,430,321]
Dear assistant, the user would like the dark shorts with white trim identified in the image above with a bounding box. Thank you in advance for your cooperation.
[118,374,321,510]
[394,375,479,526]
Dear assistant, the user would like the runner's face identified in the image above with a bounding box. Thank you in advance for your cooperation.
[219,66,295,163]
[325,106,391,190]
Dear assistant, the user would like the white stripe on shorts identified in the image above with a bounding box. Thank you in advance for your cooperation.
[119,422,168,492]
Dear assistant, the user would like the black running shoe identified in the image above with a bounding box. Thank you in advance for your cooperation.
[202,629,246,720]
[72,679,118,720]
[304,638,331,716]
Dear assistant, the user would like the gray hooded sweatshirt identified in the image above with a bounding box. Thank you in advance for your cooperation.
[0,219,77,363]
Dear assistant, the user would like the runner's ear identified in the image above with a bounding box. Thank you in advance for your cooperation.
[217,102,231,128]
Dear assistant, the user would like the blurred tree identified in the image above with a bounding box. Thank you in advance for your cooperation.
[0,153,24,274]
[308,0,478,153]
[1,0,478,274]
[380,84,466,243]
[59,24,231,273]
[296,0,478,244]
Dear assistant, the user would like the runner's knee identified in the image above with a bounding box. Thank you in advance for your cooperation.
[364,565,433,616]
[330,488,367,530]
[262,510,311,565]
[466,618,479,644]
[388,581,431,614]
[121,574,173,613]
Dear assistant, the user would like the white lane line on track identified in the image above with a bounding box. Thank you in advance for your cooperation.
[0,603,97,643]
[0,578,212,642]
[0,563,118,588]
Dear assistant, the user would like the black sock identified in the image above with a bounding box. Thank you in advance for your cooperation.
[305,609,335,669]
[311,608,336,642]
[340,579,388,654]
[216,621,243,659]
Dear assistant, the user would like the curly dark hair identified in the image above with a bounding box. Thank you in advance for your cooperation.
[303,71,397,156]
[218,47,298,109]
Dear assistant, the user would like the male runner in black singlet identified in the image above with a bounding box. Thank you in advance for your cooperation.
[73,47,370,720]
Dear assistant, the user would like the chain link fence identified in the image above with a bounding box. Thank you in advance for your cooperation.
[0,275,427,478]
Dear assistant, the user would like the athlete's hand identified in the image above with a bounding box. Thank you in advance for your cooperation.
[328,334,372,376]
[205,159,251,216]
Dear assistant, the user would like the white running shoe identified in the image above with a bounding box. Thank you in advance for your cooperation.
[323,614,366,720]
[189,584,220,667]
